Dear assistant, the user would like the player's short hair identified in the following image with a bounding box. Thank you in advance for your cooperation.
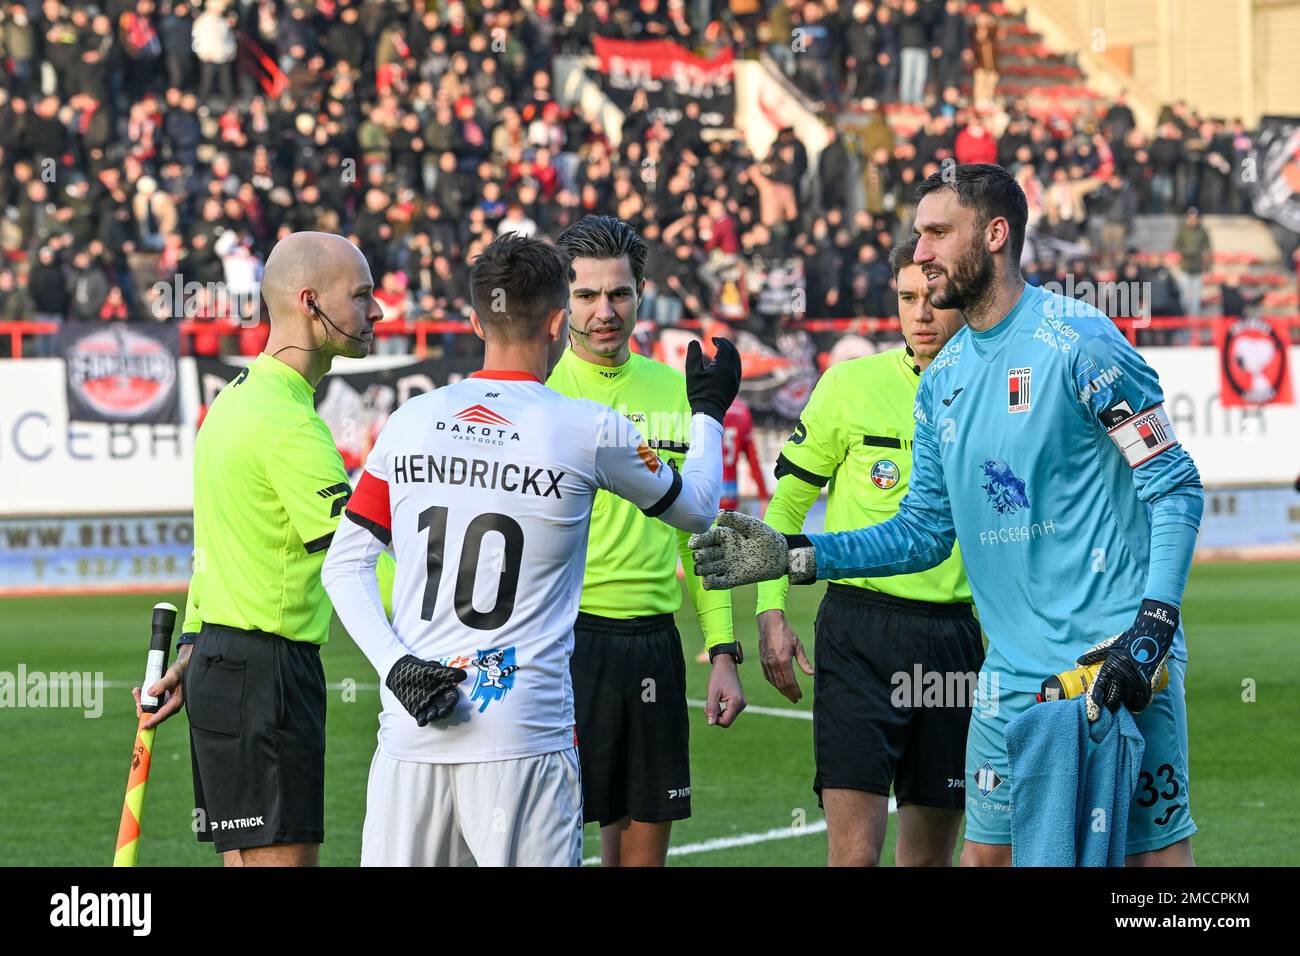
[555,215,647,286]
[889,238,919,279]
[469,233,573,341]
[915,163,1029,264]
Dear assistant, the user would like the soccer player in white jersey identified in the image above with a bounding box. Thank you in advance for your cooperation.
[321,234,741,866]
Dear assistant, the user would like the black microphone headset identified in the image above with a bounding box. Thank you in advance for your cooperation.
[271,294,368,359]
[308,296,369,344]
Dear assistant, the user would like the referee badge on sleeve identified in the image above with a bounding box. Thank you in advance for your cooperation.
[1106,404,1178,467]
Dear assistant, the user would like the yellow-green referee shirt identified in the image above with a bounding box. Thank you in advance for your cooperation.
[182,353,355,645]
[547,347,734,647]
[756,348,971,613]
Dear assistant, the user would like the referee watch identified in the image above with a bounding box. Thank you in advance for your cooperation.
[708,641,744,665]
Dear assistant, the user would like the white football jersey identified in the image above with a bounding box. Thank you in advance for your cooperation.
[323,370,722,763]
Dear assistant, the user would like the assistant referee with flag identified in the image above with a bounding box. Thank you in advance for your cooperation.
[135,232,382,866]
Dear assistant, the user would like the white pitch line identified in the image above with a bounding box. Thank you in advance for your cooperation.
[686,698,812,721]
[581,798,897,865]
[107,683,814,720]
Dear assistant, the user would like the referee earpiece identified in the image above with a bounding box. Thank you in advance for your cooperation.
[306,294,368,345]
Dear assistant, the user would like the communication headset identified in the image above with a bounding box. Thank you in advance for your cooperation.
[307,295,368,345]
[272,294,367,359]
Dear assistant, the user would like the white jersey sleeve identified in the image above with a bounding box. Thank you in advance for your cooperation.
[594,409,723,533]
[321,437,411,682]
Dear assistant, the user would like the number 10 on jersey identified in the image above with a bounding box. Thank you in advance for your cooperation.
[418,506,525,631]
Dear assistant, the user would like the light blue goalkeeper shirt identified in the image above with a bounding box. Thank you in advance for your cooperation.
[807,283,1203,691]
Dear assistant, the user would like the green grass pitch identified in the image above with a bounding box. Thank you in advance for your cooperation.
[1,561,1296,866]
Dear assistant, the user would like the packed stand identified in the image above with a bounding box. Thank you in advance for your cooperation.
[0,0,1294,360]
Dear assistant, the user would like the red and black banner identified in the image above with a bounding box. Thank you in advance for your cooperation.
[591,36,735,129]
[1215,316,1294,406]
[60,323,181,425]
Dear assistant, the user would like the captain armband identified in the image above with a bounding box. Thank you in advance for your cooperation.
[1103,403,1178,468]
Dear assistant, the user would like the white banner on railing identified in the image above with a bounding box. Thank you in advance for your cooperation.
[1144,347,1299,485]
[1,359,200,517]
[0,349,1296,521]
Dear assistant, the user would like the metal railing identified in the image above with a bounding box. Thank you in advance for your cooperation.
[3,314,1298,359]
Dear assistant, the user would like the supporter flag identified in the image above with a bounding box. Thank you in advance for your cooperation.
[591,36,735,128]
[1215,316,1294,406]
[60,323,181,425]
[1246,116,1300,233]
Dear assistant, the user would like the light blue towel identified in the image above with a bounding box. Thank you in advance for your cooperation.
[1006,697,1146,867]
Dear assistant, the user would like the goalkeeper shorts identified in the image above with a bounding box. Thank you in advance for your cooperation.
[964,657,1196,855]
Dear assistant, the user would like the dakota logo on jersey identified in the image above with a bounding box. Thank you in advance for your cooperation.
[1007,367,1032,413]
[871,460,900,489]
[469,646,519,713]
[1106,404,1177,468]
[974,762,1003,797]
[436,408,522,446]
[455,404,512,426]
[980,458,1030,515]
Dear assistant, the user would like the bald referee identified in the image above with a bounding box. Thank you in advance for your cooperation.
[134,232,382,866]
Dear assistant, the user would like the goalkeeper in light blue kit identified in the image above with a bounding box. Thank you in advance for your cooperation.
[691,164,1203,866]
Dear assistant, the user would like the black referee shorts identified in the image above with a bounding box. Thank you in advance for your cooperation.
[570,612,691,827]
[813,584,984,810]
[185,623,326,853]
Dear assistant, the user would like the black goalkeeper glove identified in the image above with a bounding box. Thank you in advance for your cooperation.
[1076,599,1178,721]
[386,655,468,726]
[685,337,742,424]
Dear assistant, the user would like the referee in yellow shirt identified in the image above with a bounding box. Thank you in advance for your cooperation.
[756,238,977,867]
[135,232,382,867]
[547,216,745,867]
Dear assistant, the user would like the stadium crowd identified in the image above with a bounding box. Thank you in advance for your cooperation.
[0,0,1293,357]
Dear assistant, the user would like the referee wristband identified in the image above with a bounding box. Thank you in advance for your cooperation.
[177,632,198,647]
